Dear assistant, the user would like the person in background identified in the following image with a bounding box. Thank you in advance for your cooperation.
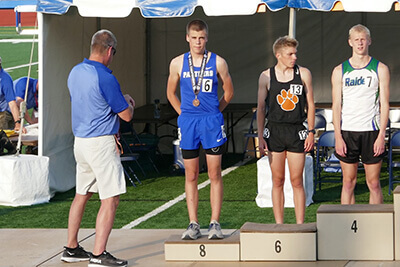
[167,19,234,240]
[332,24,390,204]
[62,29,134,267]
[257,36,315,224]
[13,77,39,124]
[0,57,24,132]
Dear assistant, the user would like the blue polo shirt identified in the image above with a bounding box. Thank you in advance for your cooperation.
[68,58,128,138]
[0,68,16,112]
[13,77,38,110]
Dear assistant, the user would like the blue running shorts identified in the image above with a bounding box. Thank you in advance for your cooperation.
[178,112,227,150]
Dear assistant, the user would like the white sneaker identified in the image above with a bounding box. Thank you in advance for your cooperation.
[208,220,224,239]
[181,221,201,240]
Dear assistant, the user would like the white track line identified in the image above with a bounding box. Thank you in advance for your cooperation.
[4,62,38,71]
[121,159,250,229]
[0,39,38,43]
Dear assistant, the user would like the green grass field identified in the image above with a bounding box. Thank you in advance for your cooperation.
[0,152,395,229]
[0,26,396,230]
[0,27,38,80]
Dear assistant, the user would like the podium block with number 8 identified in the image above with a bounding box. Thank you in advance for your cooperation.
[317,204,394,260]
[240,222,317,261]
[164,233,240,261]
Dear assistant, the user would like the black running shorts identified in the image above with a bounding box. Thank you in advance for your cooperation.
[263,122,307,153]
[182,143,226,159]
[334,130,386,164]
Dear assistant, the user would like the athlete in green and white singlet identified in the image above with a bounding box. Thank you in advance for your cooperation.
[332,24,390,205]
[341,57,380,131]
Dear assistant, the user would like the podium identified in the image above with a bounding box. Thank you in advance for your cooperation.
[164,232,240,261]
[240,222,316,261]
[317,204,394,260]
[164,186,400,262]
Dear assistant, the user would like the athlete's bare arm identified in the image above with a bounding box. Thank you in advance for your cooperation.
[257,69,270,156]
[331,64,347,157]
[167,55,184,115]
[374,62,390,156]
[299,66,315,152]
[216,55,234,112]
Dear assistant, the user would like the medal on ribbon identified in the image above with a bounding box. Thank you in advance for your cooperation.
[188,50,208,107]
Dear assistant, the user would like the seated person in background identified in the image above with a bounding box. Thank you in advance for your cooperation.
[0,57,24,132]
[14,77,39,124]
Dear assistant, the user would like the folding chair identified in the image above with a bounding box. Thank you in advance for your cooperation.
[243,108,258,159]
[120,120,159,173]
[314,114,327,132]
[120,153,142,187]
[304,113,326,134]
[314,131,342,191]
[388,130,400,194]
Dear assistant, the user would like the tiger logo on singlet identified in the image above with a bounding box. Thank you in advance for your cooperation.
[277,89,299,111]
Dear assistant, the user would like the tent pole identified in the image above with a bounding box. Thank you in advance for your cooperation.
[146,19,151,105]
[288,8,296,38]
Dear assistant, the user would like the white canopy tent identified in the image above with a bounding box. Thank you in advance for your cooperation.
[31,0,400,193]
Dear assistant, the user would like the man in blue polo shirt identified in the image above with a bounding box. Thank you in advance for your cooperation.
[0,57,23,132]
[13,77,39,124]
[61,29,134,267]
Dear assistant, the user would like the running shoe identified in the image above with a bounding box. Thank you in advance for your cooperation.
[181,221,201,240]
[88,251,127,267]
[60,245,91,262]
[208,220,224,239]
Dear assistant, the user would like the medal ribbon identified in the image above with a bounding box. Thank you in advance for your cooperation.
[188,50,208,96]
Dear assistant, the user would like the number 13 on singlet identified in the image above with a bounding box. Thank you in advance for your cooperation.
[290,84,303,95]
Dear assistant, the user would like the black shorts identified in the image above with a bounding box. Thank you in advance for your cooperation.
[182,143,226,159]
[334,131,386,164]
[263,122,307,153]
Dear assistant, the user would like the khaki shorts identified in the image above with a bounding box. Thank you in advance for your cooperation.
[0,111,14,130]
[74,135,126,200]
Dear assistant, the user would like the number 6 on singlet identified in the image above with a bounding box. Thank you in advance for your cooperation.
[202,79,213,93]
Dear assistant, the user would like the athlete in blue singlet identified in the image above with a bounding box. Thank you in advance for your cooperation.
[167,19,234,240]
[332,24,390,205]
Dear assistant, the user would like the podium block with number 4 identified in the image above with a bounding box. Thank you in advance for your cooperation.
[164,232,240,261]
[240,222,317,261]
[393,186,400,260]
[317,204,394,260]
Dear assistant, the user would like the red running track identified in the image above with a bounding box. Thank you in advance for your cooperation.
[0,10,36,27]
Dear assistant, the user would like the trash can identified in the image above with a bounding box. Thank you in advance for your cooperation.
[171,139,185,173]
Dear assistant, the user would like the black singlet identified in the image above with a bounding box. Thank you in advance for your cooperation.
[266,65,307,124]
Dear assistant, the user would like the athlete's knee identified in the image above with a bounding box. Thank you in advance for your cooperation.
[290,177,304,189]
[185,174,199,183]
[208,168,221,181]
[272,177,285,188]
[342,178,357,191]
[367,178,381,191]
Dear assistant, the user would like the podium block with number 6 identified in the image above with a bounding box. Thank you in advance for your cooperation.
[240,222,317,261]
[317,204,394,260]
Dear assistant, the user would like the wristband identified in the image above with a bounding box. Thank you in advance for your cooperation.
[15,120,21,124]
[308,129,316,134]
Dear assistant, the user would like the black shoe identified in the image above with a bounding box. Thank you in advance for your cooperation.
[88,251,127,267]
[60,245,91,262]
